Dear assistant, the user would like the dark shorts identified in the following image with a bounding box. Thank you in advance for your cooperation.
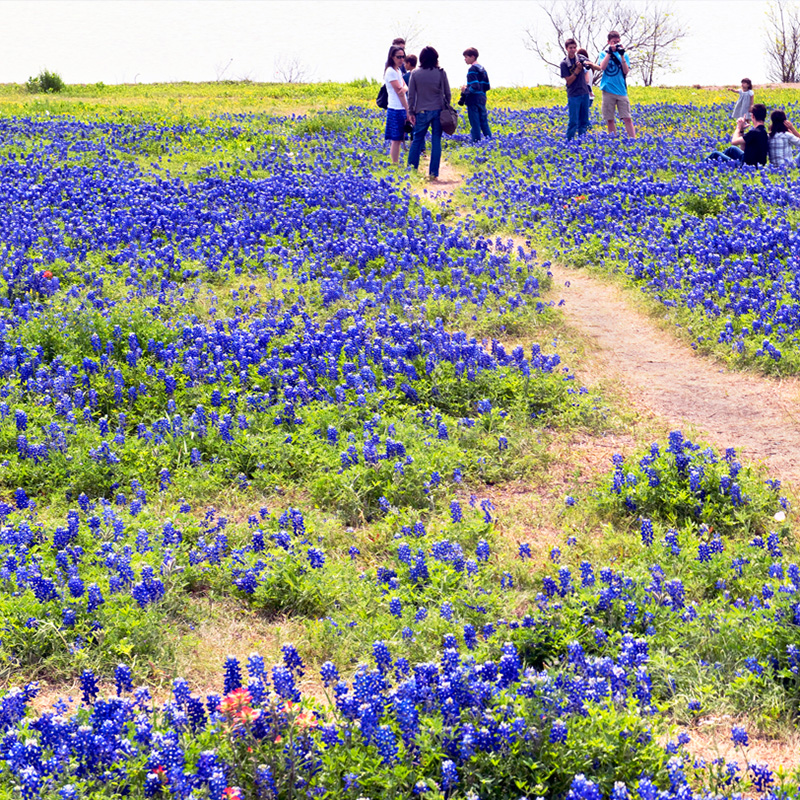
[385,108,407,141]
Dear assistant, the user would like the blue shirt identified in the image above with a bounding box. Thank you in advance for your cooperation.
[596,49,630,95]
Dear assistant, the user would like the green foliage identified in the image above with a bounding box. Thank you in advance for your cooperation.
[682,192,724,218]
[293,113,352,135]
[595,432,781,535]
[25,69,66,94]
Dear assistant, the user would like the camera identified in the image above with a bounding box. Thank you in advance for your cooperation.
[607,45,625,55]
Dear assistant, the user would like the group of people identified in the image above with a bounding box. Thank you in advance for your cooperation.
[704,78,800,168]
[382,37,491,179]
[707,103,800,167]
[383,33,800,172]
[559,30,636,140]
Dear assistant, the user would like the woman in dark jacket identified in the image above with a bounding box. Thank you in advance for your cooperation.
[407,46,450,179]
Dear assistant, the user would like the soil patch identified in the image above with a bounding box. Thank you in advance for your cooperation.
[546,263,800,490]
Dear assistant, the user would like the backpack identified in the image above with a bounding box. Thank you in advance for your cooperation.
[376,84,388,109]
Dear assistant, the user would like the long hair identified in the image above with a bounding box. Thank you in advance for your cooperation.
[385,45,405,71]
[770,109,788,138]
[418,46,439,70]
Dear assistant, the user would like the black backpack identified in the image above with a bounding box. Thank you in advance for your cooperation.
[376,84,388,109]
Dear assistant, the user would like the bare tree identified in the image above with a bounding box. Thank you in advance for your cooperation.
[389,14,426,51]
[214,58,233,82]
[632,4,688,85]
[273,55,308,84]
[523,0,687,86]
[764,1,800,83]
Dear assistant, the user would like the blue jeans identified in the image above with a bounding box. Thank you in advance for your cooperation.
[706,145,744,162]
[566,94,591,140]
[408,110,442,176]
[467,99,491,142]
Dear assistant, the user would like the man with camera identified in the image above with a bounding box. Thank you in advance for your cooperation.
[596,31,635,137]
[560,38,599,140]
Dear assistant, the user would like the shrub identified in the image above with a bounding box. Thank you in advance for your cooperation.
[25,69,66,94]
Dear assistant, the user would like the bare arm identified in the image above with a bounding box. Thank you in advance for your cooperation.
[785,118,800,137]
[389,78,409,111]
[730,119,746,148]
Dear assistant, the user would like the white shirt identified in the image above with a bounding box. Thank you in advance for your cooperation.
[384,67,405,110]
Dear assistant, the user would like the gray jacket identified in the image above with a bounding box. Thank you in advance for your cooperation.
[408,68,451,114]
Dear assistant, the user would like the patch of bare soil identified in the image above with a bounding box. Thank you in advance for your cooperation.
[410,156,465,203]
[677,718,800,773]
[547,263,800,490]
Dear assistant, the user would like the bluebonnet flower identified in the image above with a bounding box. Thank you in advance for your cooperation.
[223,656,242,694]
[731,726,749,747]
[79,669,99,705]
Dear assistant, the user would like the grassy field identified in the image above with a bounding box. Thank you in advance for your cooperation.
[0,81,797,799]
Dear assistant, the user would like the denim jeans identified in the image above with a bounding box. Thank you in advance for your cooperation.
[566,94,591,140]
[408,110,442,176]
[706,145,744,162]
[467,99,491,142]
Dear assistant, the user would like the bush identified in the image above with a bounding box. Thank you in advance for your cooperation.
[25,69,66,94]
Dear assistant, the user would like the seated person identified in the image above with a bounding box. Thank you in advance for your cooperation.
[767,109,800,167]
[706,103,768,165]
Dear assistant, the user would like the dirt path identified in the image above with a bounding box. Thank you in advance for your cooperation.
[549,263,800,488]
[419,156,800,489]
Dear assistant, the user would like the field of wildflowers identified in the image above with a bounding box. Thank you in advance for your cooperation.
[0,84,798,799]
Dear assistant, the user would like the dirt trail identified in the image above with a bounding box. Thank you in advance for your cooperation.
[418,155,800,488]
[549,263,800,488]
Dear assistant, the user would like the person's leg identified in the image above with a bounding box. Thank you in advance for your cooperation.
[577,94,590,137]
[389,140,402,163]
[705,151,733,162]
[601,92,617,134]
[566,96,580,140]
[467,104,481,142]
[722,146,744,161]
[407,114,428,169]
[622,117,636,137]
[478,103,491,138]
[617,95,635,138]
[429,112,442,177]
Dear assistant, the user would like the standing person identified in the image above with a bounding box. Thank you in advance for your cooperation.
[560,39,599,140]
[407,46,450,179]
[383,45,410,165]
[403,54,417,86]
[403,54,424,153]
[577,48,595,106]
[461,47,491,142]
[767,109,800,167]
[392,38,408,75]
[596,31,635,137]
[730,78,754,120]
[706,104,768,165]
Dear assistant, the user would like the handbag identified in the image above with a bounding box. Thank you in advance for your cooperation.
[376,84,388,109]
[438,69,458,135]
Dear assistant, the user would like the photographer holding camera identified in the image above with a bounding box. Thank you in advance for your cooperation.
[560,38,599,141]
[596,31,635,138]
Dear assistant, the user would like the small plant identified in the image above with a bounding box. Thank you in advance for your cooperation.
[681,192,724,218]
[25,69,66,93]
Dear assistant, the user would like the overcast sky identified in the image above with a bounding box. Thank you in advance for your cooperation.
[3,1,776,88]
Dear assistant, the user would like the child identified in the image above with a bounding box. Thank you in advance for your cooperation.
[730,78,754,121]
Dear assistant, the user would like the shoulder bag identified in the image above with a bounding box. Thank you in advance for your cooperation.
[438,69,458,135]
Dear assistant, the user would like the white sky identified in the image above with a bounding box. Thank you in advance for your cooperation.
[3,1,774,88]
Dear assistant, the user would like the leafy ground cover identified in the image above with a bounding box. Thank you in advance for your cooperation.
[0,85,798,799]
